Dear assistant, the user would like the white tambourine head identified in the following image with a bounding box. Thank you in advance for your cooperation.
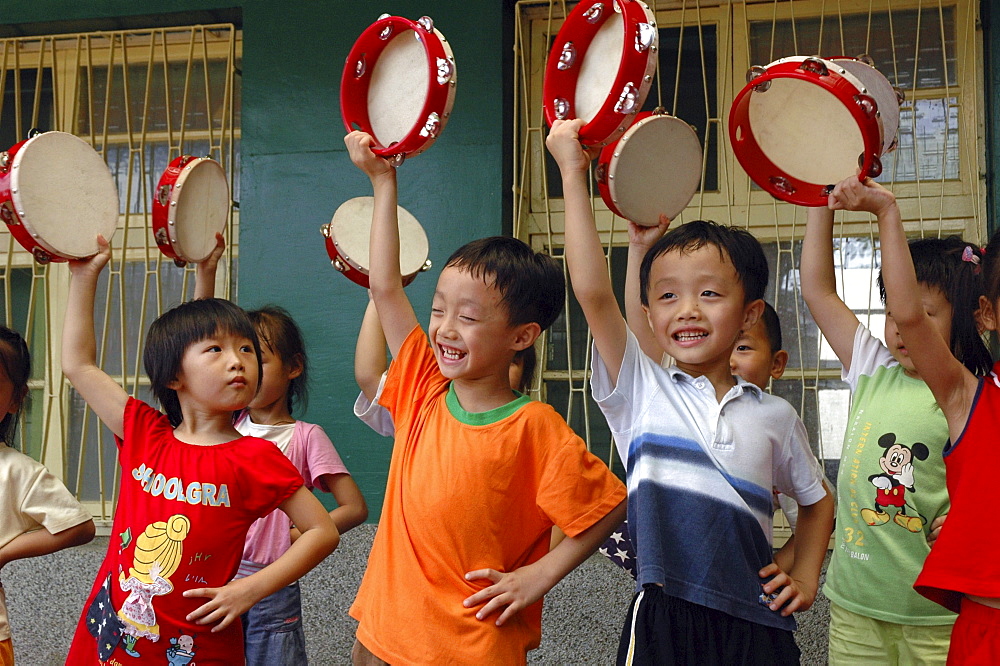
[11,132,119,258]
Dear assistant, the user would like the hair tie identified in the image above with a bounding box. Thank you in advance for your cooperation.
[962,245,982,274]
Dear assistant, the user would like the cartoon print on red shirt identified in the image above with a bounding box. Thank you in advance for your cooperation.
[861,433,928,532]
[116,514,190,658]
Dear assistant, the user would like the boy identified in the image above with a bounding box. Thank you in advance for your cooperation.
[547,118,833,664]
[345,131,627,665]
[601,298,804,575]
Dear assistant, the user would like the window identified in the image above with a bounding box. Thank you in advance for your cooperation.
[513,1,985,496]
[0,25,241,519]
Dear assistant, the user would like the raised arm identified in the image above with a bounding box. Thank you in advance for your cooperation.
[355,297,389,401]
[626,217,670,362]
[830,177,977,439]
[193,232,225,300]
[546,119,628,384]
[800,206,862,370]
[345,131,419,357]
[62,237,129,438]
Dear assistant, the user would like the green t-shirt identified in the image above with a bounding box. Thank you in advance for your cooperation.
[823,326,955,625]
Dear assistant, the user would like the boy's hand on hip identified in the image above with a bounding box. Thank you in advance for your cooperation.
[758,562,816,616]
[463,564,550,626]
[183,577,258,632]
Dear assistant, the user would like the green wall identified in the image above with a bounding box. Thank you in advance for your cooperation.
[2,1,511,519]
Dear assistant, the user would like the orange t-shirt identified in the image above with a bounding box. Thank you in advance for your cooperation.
[350,326,626,665]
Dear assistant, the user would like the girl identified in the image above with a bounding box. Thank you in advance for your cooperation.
[802,184,990,664]
[832,175,1000,665]
[63,239,339,664]
[234,306,367,665]
[0,327,95,665]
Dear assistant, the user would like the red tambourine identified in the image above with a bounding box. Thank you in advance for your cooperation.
[543,0,658,147]
[341,14,457,166]
[152,156,229,267]
[0,131,119,264]
[320,196,431,289]
[729,56,884,207]
[829,56,904,157]
[596,111,702,226]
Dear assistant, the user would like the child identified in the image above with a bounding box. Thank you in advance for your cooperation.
[63,238,339,664]
[354,298,537,435]
[197,242,369,665]
[801,193,989,664]
[547,118,833,665]
[345,130,627,665]
[0,327,96,665]
[823,175,999,664]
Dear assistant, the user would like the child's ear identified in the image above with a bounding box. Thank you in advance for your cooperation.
[979,295,997,332]
[5,385,27,415]
[742,299,764,331]
[511,322,542,352]
[770,349,789,381]
[287,353,305,380]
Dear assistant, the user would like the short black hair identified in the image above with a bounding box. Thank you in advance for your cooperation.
[638,220,768,307]
[248,305,309,415]
[759,302,782,354]
[144,298,262,426]
[513,345,537,393]
[0,326,30,446]
[444,236,565,332]
[878,235,991,376]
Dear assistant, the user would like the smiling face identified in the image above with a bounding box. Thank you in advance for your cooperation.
[429,266,534,385]
[169,332,260,415]
[644,245,760,379]
[884,283,953,378]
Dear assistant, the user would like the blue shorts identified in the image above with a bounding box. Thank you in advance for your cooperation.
[241,580,307,666]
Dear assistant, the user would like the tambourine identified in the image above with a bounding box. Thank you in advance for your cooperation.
[341,14,457,166]
[152,156,229,267]
[729,56,886,206]
[320,196,431,289]
[543,0,658,147]
[829,56,904,156]
[0,131,119,264]
[596,111,703,226]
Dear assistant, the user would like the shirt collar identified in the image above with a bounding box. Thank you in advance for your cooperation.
[665,366,764,400]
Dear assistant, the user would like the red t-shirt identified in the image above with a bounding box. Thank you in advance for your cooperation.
[915,367,1000,613]
[66,398,303,665]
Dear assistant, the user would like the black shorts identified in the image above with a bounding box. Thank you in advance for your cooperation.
[617,585,800,666]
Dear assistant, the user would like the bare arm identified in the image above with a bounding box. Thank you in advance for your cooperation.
[345,132,420,357]
[318,473,368,535]
[184,485,338,631]
[546,119,628,384]
[193,232,225,300]
[463,499,626,625]
[355,298,389,401]
[830,177,977,440]
[625,217,670,362]
[800,206,861,370]
[62,237,129,438]
[0,520,96,571]
[759,487,834,615]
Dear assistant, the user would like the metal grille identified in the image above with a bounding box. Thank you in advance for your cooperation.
[0,24,241,521]
[512,0,985,499]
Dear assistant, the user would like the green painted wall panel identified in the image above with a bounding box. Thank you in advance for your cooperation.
[3,1,510,519]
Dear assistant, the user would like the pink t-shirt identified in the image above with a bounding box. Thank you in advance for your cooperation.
[234,414,349,567]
